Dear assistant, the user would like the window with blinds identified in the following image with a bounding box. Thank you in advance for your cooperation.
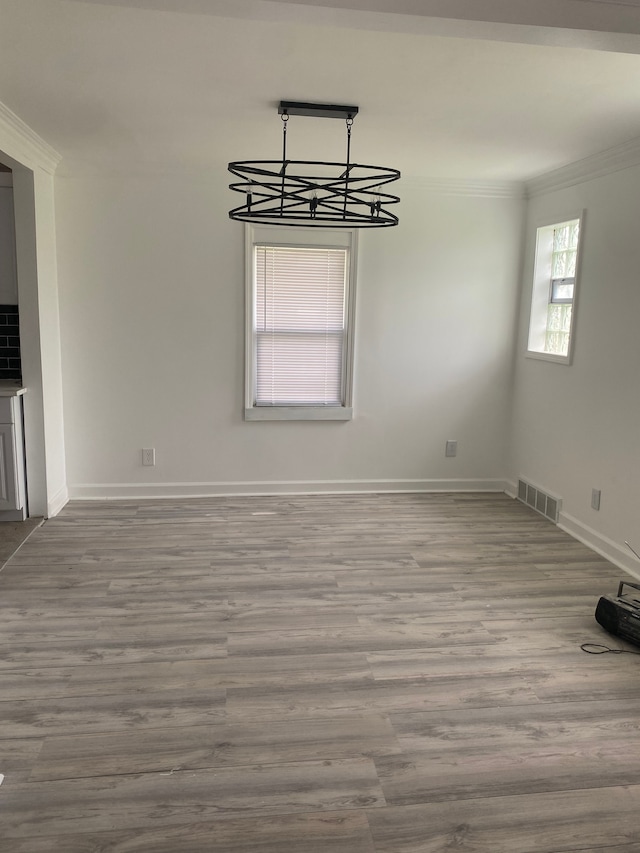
[245,227,356,421]
[254,245,348,407]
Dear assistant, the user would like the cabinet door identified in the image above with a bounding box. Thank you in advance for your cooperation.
[0,423,19,510]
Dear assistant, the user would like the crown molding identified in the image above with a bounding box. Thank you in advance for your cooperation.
[405,177,525,199]
[526,135,640,197]
[0,101,61,175]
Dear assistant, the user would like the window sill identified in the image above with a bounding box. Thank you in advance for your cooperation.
[245,406,353,422]
[526,349,572,365]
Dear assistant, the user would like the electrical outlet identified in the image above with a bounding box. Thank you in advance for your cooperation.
[142,448,156,466]
[445,440,457,458]
[591,488,601,511]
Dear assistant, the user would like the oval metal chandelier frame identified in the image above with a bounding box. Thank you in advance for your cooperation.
[228,101,401,229]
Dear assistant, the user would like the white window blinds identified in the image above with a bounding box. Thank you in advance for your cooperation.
[254,244,348,406]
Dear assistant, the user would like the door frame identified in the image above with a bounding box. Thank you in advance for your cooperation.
[0,103,67,517]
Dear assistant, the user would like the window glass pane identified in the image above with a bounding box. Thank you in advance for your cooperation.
[254,245,347,407]
[544,304,572,356]
[569,221,580,248]
[553,224,570,251]
[552,251,567,278]
[256,331,342,405]
[256,247,345,332]
[551,279,574,303]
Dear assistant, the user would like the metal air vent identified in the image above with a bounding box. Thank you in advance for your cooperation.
[517,478,561,523]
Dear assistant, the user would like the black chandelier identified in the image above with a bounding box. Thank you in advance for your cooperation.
[228,101,400,228]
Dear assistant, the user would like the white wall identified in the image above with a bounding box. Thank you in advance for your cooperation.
[55,169,523,497]
[511,166,640,575]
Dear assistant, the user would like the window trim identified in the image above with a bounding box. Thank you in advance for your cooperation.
[244,224,358,421]
[526,210,584,366]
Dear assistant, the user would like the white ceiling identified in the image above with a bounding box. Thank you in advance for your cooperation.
[3,0,640,181]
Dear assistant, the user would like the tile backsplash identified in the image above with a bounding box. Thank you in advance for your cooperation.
[0,304,21,381]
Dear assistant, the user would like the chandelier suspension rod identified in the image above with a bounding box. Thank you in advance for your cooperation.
[280,111,289,216]
[343,116,352,220]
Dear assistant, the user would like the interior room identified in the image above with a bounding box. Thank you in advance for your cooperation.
[1,1,640,850]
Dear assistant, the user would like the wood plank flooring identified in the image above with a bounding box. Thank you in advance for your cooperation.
[1,492,639,852]
[0,517,42,569]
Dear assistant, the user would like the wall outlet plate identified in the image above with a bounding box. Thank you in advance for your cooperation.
[445,440,457,458]
[142,448,155,466]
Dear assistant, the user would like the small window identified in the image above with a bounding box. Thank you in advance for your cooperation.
[527,213,583,364]
[550,279,574,304]
[245,226,357,420]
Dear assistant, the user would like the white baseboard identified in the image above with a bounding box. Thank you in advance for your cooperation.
[559,511,640,582]
[47,484,69,518]
[500,479,640,581]
[68,478,509,501]
[59,477,640,582]
[504,479,518,499]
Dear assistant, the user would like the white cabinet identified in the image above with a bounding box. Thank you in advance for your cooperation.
[0,394,25,515]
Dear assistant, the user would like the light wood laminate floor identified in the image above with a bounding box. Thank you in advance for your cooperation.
[1,492,639,852]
